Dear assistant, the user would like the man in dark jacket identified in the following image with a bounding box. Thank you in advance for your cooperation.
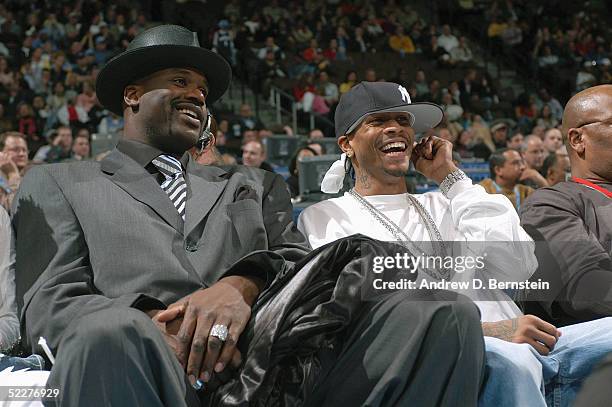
[521,84,612,326]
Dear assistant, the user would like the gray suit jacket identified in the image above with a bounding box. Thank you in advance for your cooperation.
[12,147,309,352]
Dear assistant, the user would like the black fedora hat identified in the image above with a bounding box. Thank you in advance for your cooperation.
[96,24,231,116]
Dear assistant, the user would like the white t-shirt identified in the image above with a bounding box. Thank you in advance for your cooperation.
[298,179,537,322]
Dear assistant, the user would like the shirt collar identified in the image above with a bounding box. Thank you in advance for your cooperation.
[116,139,190,169]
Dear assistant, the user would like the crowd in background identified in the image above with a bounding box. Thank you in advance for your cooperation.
[0,0,611,212]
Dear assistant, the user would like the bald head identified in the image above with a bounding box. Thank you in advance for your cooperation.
[561,85,612,181]
[562,85,612,140]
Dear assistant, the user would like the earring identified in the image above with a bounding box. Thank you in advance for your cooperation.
[346,150,354,158]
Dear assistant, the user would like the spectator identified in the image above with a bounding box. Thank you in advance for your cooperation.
[480,148,533,211]
[543,128,563,154]
[291,20,313,46]
[531,124,547,139]
[506,130,525,150]
[441,92,463,122]
[514,93,538,130]
[256,50,286,98]
[308,128,324,140]
[302,39,329,71]
[539,88,563,122]
[262,0,284,23]
[317,71,339,108]
[0,132,28,210]
[459,69,481,110]
[437,24,459,53]
[388,26,415,57]
[241,139,274,172]
[364,14,384,38]
[257,36,283,60]
[15,102,39,143]
[71,130,90,160]
[454,129,475,159]
[64,71,82,101]
[490,122,509,150]
[538,46,559,69]
[46,81,68,112]
[339,71,357,95]
[33,125,73,163]
[352,26,371,54]
[92,35,112,66]
[57,96,89,128]
[535,105,559,129]
[22,47,46,90]
[520,134,549,188]
[450,36,474,66]
[540,152,570,187]
[233,103,264,138]
[333,27,349,60]
[1,131,29,176]
[414,69,429,97]
[75,81,97,113]
[307,140,326,155]
[576,61,597,91]
[212,20,236,66]
[32,94,51,135]
[292,72,315,99]
[364,68,377,82]
[49,52,69,84]
[286,146,318,197]
[424,35,451,67]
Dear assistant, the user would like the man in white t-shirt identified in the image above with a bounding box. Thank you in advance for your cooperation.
[298,81,612,407]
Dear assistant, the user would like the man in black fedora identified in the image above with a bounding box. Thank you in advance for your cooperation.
[12,25,485,406]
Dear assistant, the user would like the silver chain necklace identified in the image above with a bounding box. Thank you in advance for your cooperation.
[348,188,451,280]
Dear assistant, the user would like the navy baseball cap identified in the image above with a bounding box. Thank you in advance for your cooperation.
[334,81,444,137]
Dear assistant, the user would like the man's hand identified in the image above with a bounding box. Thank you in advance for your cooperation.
[0,152,18,178]
[520,168,549,187]
[155,276,261,387]
[147,308,184,357]
[482,315,562,355]
[411,136,458,184]
[146,307,243,390]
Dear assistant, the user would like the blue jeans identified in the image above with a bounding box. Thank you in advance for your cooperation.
[0,353,45,371]
[480,317,612,407]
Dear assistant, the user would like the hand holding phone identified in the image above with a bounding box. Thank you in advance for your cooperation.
[411,135,459,185]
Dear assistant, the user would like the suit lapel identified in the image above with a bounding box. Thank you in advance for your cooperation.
[184,158,229,237]
[101,149,183,233]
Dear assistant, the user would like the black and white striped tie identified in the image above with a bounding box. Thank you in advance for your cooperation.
[151,154,187,220]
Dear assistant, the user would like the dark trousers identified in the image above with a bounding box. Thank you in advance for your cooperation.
[44,293,484,406]
[307,291,485,407]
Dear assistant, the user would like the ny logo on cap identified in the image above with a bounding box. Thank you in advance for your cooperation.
[398,85,411,103]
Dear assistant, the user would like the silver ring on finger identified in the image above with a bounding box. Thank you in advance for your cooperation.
[210,324,229,342]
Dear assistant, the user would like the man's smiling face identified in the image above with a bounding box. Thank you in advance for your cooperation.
[341,112,415,181]
[130,68,209,154]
